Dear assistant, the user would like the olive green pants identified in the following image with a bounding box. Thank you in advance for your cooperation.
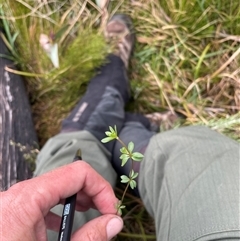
[34,126,240,241]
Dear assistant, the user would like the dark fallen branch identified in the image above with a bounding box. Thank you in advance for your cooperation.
[0,35,38,190]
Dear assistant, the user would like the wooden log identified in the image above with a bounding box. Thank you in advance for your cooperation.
[0,35,38,190]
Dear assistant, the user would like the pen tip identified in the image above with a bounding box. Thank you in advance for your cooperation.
[76,149,82,157]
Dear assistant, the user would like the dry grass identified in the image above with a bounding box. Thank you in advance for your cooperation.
[1,0,240,240]
[1,0,239,144]
[124,0,240,123]
[114,186,156,241]
[1,0,109,145]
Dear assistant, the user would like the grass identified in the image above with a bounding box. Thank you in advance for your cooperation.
[1,0,240,240]
[0,0,109,145]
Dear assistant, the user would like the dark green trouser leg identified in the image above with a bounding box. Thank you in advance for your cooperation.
[140,126,240,241]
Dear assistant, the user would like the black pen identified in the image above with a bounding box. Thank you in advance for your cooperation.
[57,149,82,241]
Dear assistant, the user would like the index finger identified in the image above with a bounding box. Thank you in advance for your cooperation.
[9,161,118,216]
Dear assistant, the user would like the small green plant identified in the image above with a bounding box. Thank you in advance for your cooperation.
[101,126,144,215]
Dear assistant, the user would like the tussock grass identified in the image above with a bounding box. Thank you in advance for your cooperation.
[1,0,239,240]
[1,0,108,144]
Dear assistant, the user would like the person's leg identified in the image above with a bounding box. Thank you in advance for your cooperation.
[112,111,180,196]
[35,12,135,177]
[138,126,240,240]
[0,35,38,190]
[34,14,135,239]
[61,14,134,154]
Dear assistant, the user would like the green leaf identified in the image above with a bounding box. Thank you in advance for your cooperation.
[129,170,138,179]
[109,126,115,133]
[132,152,144,161]
[128,141,134,153]
[102,126,119,143]
[105,131,112,136]
[121,175,130,183]
[103,126,118,139]
[120,154,129,166]
[132,172,139,179]
[130,180,137,189]
[54,25,69,41]
[117,204,125,215]
[120,146,128,154]
[101,136,114,143]
[129,170,134,178]
[10,32,19,47]
[120,153,128,160]
[118,208,122,215]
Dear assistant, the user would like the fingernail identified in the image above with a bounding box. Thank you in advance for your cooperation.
[106,216,123,240]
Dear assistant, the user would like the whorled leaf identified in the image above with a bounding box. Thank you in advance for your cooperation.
[120,153,130,166]
[132,152,144,161]
[101,126,118,143]
[120,175,130,183]
[130,170,138,179]
[101,136,114,143]
[105,131,112,136]
[117,204,126,216]
[128,141,134,153]
[109,126,115,133]
[120,146,128,154]
[129,180,137,189]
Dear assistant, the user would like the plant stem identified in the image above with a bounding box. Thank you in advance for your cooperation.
[121,180,130,203]
[118,232,156,239]
[117,136,135,208]
[116,137,128,151]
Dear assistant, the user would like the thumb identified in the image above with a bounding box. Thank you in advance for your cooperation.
[71,214,123,241]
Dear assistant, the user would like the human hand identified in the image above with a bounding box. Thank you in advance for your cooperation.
[1,161,123,241]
